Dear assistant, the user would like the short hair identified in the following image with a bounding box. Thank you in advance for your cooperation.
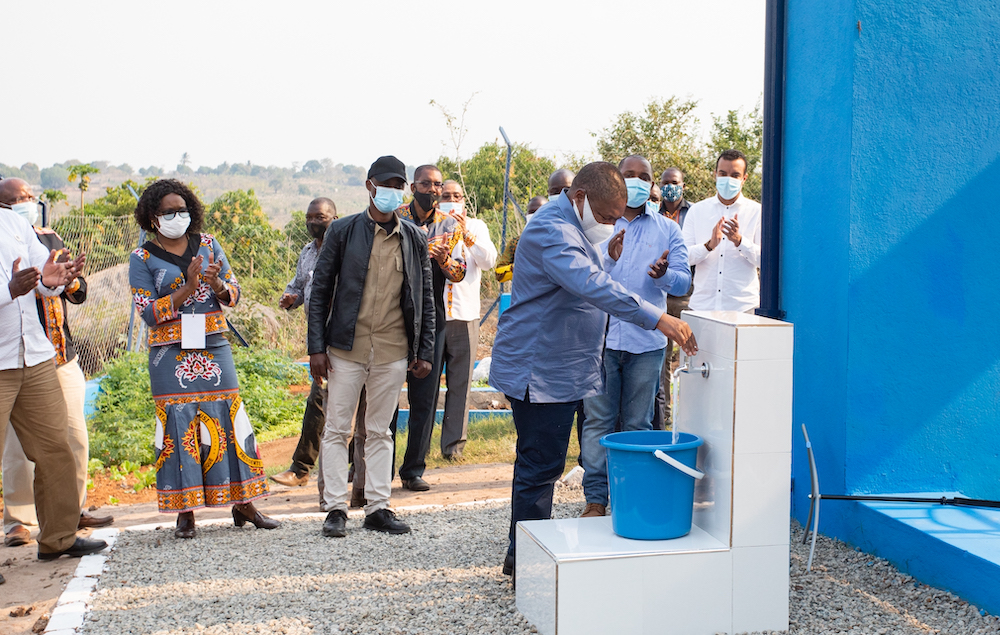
[571,162,627,204]
[413,164,441,181]
[617,154,650,170]
[308,197,337,214]
[134,179,204,235]
[715,149,748,171]
[442,179,462,191]
[661,167,684,180]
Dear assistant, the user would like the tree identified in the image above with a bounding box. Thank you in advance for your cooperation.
[78,179,152,216]
[298,183,311,196]
[42,189,67,210]
[41,166,70,189]
[269,177,284,193]
[180,152,191,168]
[709,103,763,173]
[595,97,715,201]
[67,163,101,211]
[302,160,323,174]
[20,163,41,183]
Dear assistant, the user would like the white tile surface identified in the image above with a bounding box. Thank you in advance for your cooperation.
[74,554,106,578]
[44,608,85,632]
[516,525,556,635]
[734,322,793,361]
[733,359,793,455]
[678,348,735,547]
[519,517,728,561]
[732,545,790,633]
[732,453,791,548]
[57,575,98,605]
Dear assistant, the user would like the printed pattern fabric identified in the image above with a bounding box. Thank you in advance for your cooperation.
[397,205,466,282]
[130,234,266,513]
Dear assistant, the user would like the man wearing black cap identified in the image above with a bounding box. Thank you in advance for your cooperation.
[308,156,435,537]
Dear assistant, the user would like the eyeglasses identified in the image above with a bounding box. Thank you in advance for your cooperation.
[157,209,190,221]
[416,180,444,189]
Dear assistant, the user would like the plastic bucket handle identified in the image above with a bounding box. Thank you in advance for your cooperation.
[653,449,705,480]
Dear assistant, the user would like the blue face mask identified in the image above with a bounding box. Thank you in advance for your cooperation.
[661,183,683,203]
[645,200,660,216]
[371,185,404,213]
[624,178,651,208]
[716,176,743,200]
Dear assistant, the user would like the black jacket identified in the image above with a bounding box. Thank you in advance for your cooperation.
[307,210,435,363]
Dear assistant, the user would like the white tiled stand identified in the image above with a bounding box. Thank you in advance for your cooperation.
[516,311,793,635]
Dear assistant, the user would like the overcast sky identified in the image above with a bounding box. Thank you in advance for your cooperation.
[5,0,766,171]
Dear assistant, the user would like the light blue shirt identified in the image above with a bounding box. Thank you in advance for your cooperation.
[603,205,690,354]
[489,194,663,403]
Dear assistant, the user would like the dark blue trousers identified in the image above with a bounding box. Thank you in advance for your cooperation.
[506,393,581,558]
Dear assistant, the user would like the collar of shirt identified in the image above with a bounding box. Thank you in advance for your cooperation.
[367,209,401,235]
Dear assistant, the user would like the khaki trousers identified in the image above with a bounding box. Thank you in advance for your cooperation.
[3,358,89,533]
[320,350,406,515]
[0,360,79,553]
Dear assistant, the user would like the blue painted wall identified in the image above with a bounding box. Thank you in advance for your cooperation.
[784,0,1000,541]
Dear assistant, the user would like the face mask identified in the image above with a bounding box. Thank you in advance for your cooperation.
[716,175,743,200]
[661,183,683,203]
[624,178,651,209]
[11,201,38,226]
[371,185,404,213]
[645,200,660,216]
[156,214,191,239]
[307,221,328,240]
[412,190,439,212]
[439,202,464,216]
[576,195,614,244]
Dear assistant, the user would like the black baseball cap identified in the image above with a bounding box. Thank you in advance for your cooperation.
[367,156,407,183]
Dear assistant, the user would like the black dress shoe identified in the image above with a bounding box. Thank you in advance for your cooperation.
[79,511,114,529]
[175,513,196,539]
[322,510,348,537]
[0,572,5,584]
[363,508,411,534]
[37,537,108,560]
[401,476,430,492]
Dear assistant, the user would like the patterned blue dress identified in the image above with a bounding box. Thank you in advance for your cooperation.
[129,233,268,513]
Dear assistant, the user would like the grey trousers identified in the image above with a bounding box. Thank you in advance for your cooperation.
[441,319,479,457]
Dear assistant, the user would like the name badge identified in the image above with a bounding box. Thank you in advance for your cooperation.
[181,313,207,349]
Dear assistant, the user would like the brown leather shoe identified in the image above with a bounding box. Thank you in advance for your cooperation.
[4,525,32,547]
[233,503,280,529]
[78,511,114,529]
[270,470,309,487]
[174,512,196,539]
[580,503,607,518]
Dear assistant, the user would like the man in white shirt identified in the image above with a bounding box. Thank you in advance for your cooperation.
[0,201,107,560]
[440,180,498,459]
[682,149,762,313]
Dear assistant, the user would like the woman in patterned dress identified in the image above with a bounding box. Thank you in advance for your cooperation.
[128,179,278,539]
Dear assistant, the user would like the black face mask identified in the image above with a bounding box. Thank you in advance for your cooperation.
[307,222,328,240]
[412,190,439,213]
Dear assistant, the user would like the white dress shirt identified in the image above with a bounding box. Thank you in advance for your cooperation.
[0,211,64,370]
[682,193,762,312]
[445,216,498,322]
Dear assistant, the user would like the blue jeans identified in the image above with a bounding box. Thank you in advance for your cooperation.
[506,393,580,559]
[582,347,666,506]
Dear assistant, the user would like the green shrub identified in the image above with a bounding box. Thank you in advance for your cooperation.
[88,348,308,465]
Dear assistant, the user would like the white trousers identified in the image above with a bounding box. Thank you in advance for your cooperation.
[320,351,406,514]
[3,358,89,533]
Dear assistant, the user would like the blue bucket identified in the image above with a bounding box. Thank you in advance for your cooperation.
[600,430,704,540]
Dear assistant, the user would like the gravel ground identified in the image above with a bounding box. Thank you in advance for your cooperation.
[81,489,1000,635]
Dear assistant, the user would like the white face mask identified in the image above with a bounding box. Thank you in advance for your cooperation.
[439,201,464,217]
[156,214,191,239]
[11,201,39,226]
[576,195,614,244]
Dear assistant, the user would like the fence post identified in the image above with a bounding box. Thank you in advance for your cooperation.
[125,185,146,352]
